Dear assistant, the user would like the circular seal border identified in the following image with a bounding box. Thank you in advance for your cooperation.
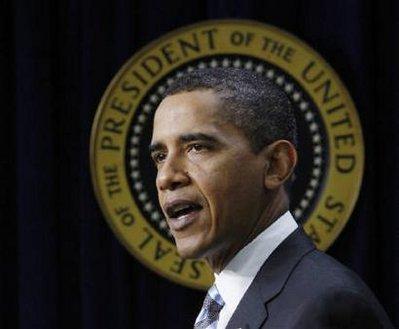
[90,19,364,290]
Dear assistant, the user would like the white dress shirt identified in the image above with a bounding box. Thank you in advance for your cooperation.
[214,211,298,329]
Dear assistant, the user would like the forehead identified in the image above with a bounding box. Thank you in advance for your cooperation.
[152,90,224,140]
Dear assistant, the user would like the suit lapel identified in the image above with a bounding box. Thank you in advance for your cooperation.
[225,278,268,329]
[226,228,315,329]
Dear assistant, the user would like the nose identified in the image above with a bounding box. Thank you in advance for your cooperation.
[156,155,190,191]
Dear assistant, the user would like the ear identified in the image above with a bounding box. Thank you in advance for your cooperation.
[262,140,297,190]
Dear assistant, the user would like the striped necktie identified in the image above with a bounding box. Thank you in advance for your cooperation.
[194,284,225,329]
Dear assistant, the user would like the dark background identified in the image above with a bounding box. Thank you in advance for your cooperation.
[1,0,399,328]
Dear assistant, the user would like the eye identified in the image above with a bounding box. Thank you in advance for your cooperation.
[152,152,166,164]
[188,143,207,153]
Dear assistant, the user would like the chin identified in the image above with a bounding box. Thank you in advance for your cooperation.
[175,238,209,260]
[175,243,203,260]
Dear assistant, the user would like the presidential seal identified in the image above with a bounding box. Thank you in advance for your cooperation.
[90,20,364,290]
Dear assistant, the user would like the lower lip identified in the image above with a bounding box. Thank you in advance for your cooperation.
[167,209,201,231]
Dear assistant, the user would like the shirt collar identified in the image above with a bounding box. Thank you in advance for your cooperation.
[214,211,298,312]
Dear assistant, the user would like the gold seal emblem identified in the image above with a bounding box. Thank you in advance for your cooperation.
[90,20,364,290]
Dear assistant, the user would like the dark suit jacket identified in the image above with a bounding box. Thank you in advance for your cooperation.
[226,228,393,329]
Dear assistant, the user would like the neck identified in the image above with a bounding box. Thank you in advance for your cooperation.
[206,189,289,273]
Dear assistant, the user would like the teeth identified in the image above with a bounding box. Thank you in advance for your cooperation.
[174,206,193,218]
[166,202,202,218]
[174,204,191,213]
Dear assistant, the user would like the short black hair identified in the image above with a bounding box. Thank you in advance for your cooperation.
[165,67,297,153]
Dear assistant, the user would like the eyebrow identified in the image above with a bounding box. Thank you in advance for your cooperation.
[149,133,220,153]
[180,132,219,144]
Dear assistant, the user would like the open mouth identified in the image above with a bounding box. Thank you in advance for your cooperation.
[166,201,203,219]
[164,200,203,231]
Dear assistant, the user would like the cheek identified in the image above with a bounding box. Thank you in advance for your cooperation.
[200,160,261,213]
[209,154,260,189]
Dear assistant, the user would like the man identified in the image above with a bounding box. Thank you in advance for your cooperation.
[149,68,393,328]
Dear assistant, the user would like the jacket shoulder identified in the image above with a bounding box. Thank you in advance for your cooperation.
[265,249,394,328]
[291,249,372,293]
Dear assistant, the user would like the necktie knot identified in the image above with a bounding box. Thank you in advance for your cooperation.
[194,285,225,329]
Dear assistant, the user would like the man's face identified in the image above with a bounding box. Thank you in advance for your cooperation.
[150,90,267,260]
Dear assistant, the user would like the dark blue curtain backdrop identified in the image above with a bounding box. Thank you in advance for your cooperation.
[1,0,399,328]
